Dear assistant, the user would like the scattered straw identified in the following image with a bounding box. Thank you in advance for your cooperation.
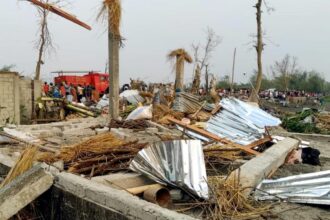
[0,146,38,188]
[205,176,271,220]
[58,133,126,163]
[153,104,184,124]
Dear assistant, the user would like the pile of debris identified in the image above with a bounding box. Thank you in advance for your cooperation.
[35,97,99,123]
[0,94,328,219]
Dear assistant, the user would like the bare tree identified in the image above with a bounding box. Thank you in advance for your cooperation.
[249,0,264,102]
[271,54,298,91]
[191,64,201,94]
[192,28,221,94]
[249,0,274,102]
[34,0,53,80]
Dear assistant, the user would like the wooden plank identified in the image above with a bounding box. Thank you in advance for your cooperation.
[27,0,92,30]
[245,135,272,149]
[125,184,163,195]
[168,117,260,155]
[0,166,54,220]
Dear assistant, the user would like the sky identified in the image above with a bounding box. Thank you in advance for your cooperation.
[1,0,330,85]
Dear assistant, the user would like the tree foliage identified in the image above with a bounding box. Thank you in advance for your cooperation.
[0,65,15,72]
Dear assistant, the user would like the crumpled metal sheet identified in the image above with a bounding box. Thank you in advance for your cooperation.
[255,170,330,205]
[206,98,281,145]
[119,90,145,104]
[172,92,205,114]
[129,140,209,199]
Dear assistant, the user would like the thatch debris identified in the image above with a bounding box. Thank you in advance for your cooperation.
[0,146,38,188]
[98,0,122,37]
[109,119,149,130]
[205,176,271,219]
[153,104,184,124]
[39,133,148,177]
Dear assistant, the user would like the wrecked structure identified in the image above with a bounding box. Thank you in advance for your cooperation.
[1,87,329,220]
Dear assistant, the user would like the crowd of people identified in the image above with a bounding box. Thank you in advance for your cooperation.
[42,82,100,103]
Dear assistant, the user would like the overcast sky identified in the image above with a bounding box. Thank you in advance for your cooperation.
[1,0,330,84]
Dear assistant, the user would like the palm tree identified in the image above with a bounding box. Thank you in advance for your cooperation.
[167,49,192,91]
[98,0,121,119]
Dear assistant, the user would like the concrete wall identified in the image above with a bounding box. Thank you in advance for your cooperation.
[0,72,20,125]
[0,71,42,126]
[19,79,42,124]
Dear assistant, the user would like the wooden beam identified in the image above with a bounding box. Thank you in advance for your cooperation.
[245,135,272,149]
[168,117,260,155]
[27,0,92,30]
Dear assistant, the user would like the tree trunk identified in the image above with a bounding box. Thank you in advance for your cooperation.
[191,65,201,94]
[175,57,184,91]
[205,65,209,94]
[250,0,263,103]
[35,10,47,80]
[108,21,120,120]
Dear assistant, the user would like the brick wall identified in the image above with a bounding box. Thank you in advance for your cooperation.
[0,72,20,125]
[0,72,42,126]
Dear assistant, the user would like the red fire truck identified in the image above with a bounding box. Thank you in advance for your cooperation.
[53,71,109,95]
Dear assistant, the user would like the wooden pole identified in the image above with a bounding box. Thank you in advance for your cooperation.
[27,0,91,30]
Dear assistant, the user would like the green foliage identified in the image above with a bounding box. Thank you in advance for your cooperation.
[216,75,231,89]
[0,65,15,72]
[250,72,274,90]
[240,70,329,94]
[282,109,320,133]
[237,55,330,94]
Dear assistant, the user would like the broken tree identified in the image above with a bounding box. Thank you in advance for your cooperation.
[168,49,193,91]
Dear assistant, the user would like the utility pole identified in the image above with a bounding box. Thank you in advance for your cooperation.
[231,48,237,94]
[108,17,120,120]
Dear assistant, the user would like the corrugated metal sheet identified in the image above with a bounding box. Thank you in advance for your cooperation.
[130,140,209,199]
[206,98,281,145]
[172,92,205,114]
[255,170,330,205]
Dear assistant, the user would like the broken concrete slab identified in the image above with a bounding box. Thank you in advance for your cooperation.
[0,165,54,219]
[227,137,300,197]
[56,172,196,220]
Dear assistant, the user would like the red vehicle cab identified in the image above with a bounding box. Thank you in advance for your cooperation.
[53,71,109,95]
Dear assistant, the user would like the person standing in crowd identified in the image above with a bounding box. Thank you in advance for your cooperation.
[60,82,66,98]
[91,86,100,102]
[43,82,49,96]
[71,84,77,102]
[85,85,92,101]
[77,84,84,102]
[53,85,61,98]
[49,83,54,96]
[64,82,73,102]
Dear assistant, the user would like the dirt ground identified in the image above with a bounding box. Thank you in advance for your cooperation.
[262,130,330,220]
